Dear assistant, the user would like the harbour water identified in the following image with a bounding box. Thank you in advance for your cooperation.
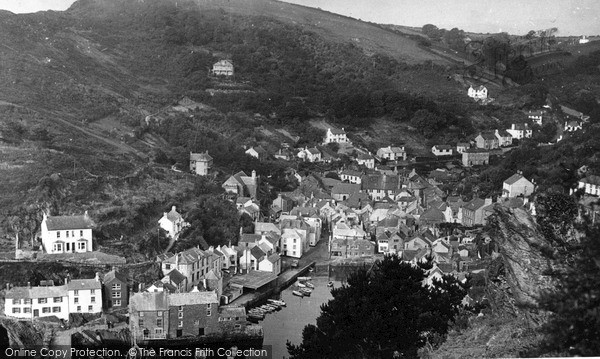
[259,264,362,359]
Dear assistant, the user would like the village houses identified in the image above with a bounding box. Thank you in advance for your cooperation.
[297,147,322,162]
[431,145,453,156]
[506,123,532,140]
[324,127,350,144]
[578,175,600,196]
[103,269,128,311]
[503,173,535,198]
[222,170,259,199]
[245,146,268,161]
[462,149,489,167]
[158,206,188,239]
[211,60,234,76]
[475,132,499,150]
[356,152,375,169]
[467,85,487,100]
[377,146,407,161]
[494,129,513,147]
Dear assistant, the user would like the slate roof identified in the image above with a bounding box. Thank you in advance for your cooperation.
[103,270,127,284]
[581,175,600,186]
[240,234,262,244]
[433,145,453,150]
[190,152,212,161]
[130,291,169,311]
[5,284,68,299]
[166,269,186,285]
[162,247,209,265]
[420,207,446,222]
[45,214,94,231]
[307,147,321,155]
[67,278,101,291]
[165,206,183,222]
[477,132,497,141]
[267,253,281,263]
[250,245,266,260]
[331,183,361,195]
[254,222,281,235]
[340,169,363,177]
[504,173,528,185]
[357,153,374,160]
[463,198,486,211]
[361,174,400,191]
[168,291,218,306]
[329,127,346,135]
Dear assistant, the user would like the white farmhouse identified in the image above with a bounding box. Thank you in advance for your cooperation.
[41,212,94,254]
[468,85,487,100]
[67,276,103,314]
[324,128,349,144]
[158,206,187,238]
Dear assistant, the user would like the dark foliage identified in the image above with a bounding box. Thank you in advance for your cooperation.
[286,255,467,358]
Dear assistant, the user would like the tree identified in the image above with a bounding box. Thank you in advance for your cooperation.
[287,255,467,358]
[410,109,446,138]
[535,192,578,245]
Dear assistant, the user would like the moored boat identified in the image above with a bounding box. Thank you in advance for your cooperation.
[305,282,315,289]
[296,281,306,288]
[299,288,312,296]
[292,290,304,297]
[267,299,286,307]
[297,276,312,281]
[327,281,334,287]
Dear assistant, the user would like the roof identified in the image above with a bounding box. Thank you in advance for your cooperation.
[103,270,127,284]
[166,269,186,285]
[165,206,183,222]
[581,175,600,186]
[250,245,266,260]
[357,153,374,160]
[229,271,278,290]
[331,183,361,195]
[190,152,212,161]
[328,127,346,135]
[214,59,233,66]
[45,213,94,231]
[162,247,209,265]
[130,291,169,311]
[5,284,68,299]
[267,253,281,263]
[220,306,246,318]
[560,105,586,118]
[254,222,281,235]
[477,132,497,141]
[433,145,453,150]
[361,174,400,191]
[463,148,490,154]
[67,278,102,291]
[504,173,529,185]
[340,169,363,177]
[240,234,262,244]
[463,198,486,211]
[420,207,446,222]
[169,291,218,306]
[496,129,512,137]
[306,147,321,155]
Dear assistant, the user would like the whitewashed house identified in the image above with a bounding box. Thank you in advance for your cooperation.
[324,128,349,144]
[4,283,70,321]
[41,212,94,254]
[158,206,188,238]
[67,275,103,314]
[502,173,535,198]
[468,85,488,99]
[211,60,234,76]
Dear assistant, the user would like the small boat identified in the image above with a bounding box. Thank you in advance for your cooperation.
[247,313,264,320]
[260,305,275,312]
[249,308,265,314]
[296,281,306,288]
[308,267,314,272]
[327,281,334,287]
[267,299,286,307]
[298,276,312,281]
[292,290,305,297]
[305,282,315,289]
[299,288,312,296]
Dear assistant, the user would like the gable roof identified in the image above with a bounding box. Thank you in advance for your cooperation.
[166,269,186,285]
[165,206,183,222]
[463,198,486,211]
[331,183,361,195]
[581,175,600,186]
[103,270,127,284]
[504,173,532,186]
[162,247,209,265]
[254,222,281,235]
[168,291,218,306]
[329,127,346,135]
[45,214,94,231]
[433,145,453,150]
[190,152,212,161]
[477,132,497,141]
[250,245,266,260]
[5,284,68,299]
[67,278,101,291]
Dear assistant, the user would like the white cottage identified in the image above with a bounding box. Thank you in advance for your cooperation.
[41,212,94,254]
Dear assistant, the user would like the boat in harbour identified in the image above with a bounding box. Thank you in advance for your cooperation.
[305,282,315,289]
[297,276,312,281]
[292,290,304,297]
[267,299,286,307]
[296,281,306,288]
[327,281,334,287]
[299,288,312,296]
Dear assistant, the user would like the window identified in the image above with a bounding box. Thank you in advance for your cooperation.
[23,308,31,313]
[207,303,212,309]
[206,310,211,316]
[57,232,60,238]
[73,290,79,296]
[114,300,121,307]
[42,307,50,313]
[77,306,81,312]
[38,298,47,304]
[155,328,163,335]
[88,305,93,312]
[156,318,162,327]
[90,289,95,295]
[12,308,20,314]
[80,230,83,237]
[178,312,184,319]
[91,297,96,303]
[140,312,144,317]
[165,264,171,270]
[12,299,21,305]
[138,319,144,327]
[78,242,86,250]
[24,299,31,304]
[74,298,79,304]
[52,307,61,313]
[112,283,121,291]
[178,321,183,327]
[53,297,62,303]
[179,306,183,311]
[157,311,162,317]
[66,231,69,238]
[293,238,297,243]
[112,291,121,298]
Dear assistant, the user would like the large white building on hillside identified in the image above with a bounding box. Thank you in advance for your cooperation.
[41,212,94,254]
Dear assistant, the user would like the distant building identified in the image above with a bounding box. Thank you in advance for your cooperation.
[456,143,470,154]
[222,171,259,199]
[564,120,583,132]
[297,147,322,163]
[158,206,187,239]
[211,60,234,76]
[462,149,489,167]
[41,212,94,254]
[578,175,600,196]
[525,110,545,125]
[339,169,363,184]
[377,146,406,161]
[324,128,349,144]
[431,145,453,156]
[356,152,375,169]
[189,151,212,176]
[494,129,513,147]
[4,283,69,320]
[560,105,590,122]
[502,173,535,198]
[475,132,499,150]
[103,270,128,311]
[468,85,488,99]
[67,276,103,315]
[506,123,532,140]
[245,146,268,161]
[461,198,493,226]
[579,36,590,44]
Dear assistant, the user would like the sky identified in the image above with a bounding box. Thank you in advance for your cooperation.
[1,0,599,36]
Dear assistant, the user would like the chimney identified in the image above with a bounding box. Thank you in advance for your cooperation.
[95,272,101,282]
[252,170,256,179]
[27,282,31,288]
[138,283,143,292]
[171,205,176,212]
[84,210,88,218]
[6,283,10,290]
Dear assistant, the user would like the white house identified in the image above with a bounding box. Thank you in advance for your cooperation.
[67,275,103,315]
[578,175,600,196]
[456,143,470,154]
[158,206,188,239]
[4,283,70,321]
[298,147,322,162]
[525,110,545,125]
[506,123,532,140]
[280,229,304,258]
[564,120,583,132]
[467,85,488,99]
[356,152,375,169]
[494,129,513,147]
[258,253,281,274]
[376,146,406,161]
[431,145,453,156]
[211,60,234,76]
[502,173,535,198]
[340,169,363,184]
[41,212,94,254]
[189,151,212,176]
[579,36,590,44]
[324,128,349,144]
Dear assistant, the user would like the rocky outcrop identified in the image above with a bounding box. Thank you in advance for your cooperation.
[0,318,47,348]
[485,206,554,307]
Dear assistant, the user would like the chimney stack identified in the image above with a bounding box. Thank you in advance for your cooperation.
[172,205,177,212]
[27,282,31,288]
[84,210,88,218]
[95,272,101,282]
[138,283,143,292]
